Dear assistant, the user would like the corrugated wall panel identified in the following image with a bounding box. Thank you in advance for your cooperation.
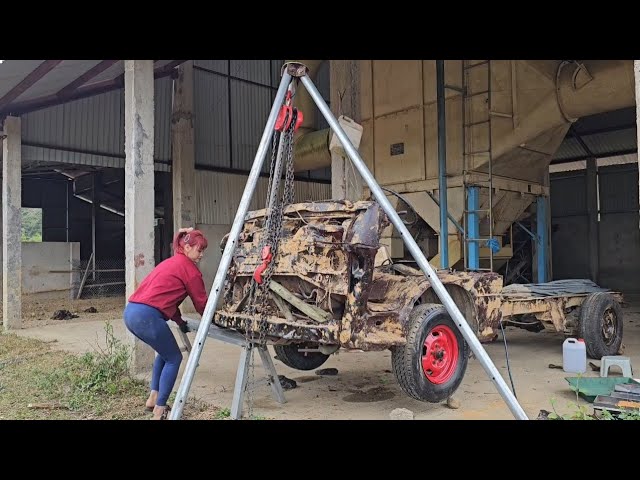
[22,89,123,155]
[195,69,230,168]
[62,91,123,154]
[22,102,65,145]
[271,60,284,87]
[230,60,270,85]
[598,164,639,213]
[21,145,170,172]
[550,170,590,281]
[230,79,272,172]
[154,76,173,162]
[599,212,640,292]
[194,60,228,74]
[550,172,587,217]
[196,170,331,225]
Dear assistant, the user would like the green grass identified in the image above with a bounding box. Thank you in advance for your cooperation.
[0,323,222,420]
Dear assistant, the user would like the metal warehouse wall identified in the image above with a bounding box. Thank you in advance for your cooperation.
[20,77,173,171]
[550,163,640,292]
[19,61,332,182]
[193,60,331,181]
[195,170,331,225]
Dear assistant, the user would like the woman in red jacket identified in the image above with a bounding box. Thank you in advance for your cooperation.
[124,228,209,420]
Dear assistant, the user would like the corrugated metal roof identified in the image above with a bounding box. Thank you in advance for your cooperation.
[552,127,636,162]
[0,60,185,117]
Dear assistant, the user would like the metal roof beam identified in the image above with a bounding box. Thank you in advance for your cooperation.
[0,60,187,117]
[56,60,119,98]
[0,60,63,109]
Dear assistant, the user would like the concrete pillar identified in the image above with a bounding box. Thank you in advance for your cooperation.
[124,60,156,372]
[586,157,599,282]
[2,116,22,331]
[330,60,363,201]
[171,61,196,233]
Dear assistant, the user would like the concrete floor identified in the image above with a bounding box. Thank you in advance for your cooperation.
[14,295,640,420]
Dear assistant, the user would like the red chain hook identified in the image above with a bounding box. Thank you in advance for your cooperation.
[253,89,304,284]
[274,90,304,132]
[253,245,273,284]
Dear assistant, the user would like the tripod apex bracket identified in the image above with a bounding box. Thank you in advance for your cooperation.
[282,61,311,78]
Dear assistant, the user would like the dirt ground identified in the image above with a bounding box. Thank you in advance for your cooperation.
[11,292,640,420]
[0,292,125,329]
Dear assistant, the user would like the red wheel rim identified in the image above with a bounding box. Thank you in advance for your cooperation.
[421,325,459,384]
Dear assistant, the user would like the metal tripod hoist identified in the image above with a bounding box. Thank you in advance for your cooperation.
[169,62,529,421]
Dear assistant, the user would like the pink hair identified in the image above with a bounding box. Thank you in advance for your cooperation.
[173,230,208,255]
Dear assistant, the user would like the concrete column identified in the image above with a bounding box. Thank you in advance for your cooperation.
[2,116,22,331]
[586,158,599,282]
[172,61,196,233]
[124,60,155,372]
[330,60,363,201]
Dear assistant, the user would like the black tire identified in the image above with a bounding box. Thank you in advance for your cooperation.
[273,343,330,371]
[391,303,469,403]
[579,292,623,359]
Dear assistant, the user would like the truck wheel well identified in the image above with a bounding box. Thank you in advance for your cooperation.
[418,285,478,332]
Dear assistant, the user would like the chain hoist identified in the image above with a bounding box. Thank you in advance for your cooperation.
[224,80,303,417]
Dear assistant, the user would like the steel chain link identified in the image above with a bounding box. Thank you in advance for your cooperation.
[224,86,298,418]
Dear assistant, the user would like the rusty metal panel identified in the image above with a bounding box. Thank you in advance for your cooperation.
[194,68,230,168]
[230,79,272,172]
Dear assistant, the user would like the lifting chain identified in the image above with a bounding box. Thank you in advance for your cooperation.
[226,81,302,418]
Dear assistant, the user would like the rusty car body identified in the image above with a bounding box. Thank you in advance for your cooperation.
[214,199,624,402]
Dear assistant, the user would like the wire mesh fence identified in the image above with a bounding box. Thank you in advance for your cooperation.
[74,257,125,299]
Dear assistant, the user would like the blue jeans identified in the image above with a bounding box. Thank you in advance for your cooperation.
[123,302,182,407]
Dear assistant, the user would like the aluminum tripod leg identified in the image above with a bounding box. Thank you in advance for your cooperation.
[257,344,286,404]
[298,70,529,420]
[169,71,294,420]
[230,344,286,420]
[230,346,251,420]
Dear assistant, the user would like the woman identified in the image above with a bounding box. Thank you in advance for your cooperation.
[123,227,209,420]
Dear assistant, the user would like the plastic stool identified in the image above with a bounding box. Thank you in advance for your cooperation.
[600,356,633,377]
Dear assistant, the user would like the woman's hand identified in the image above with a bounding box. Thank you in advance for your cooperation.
[178,227,194,234]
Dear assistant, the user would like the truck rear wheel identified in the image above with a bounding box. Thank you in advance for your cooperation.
[391,304,469,403]
[273,343,330,371]
[579,292,623,359]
